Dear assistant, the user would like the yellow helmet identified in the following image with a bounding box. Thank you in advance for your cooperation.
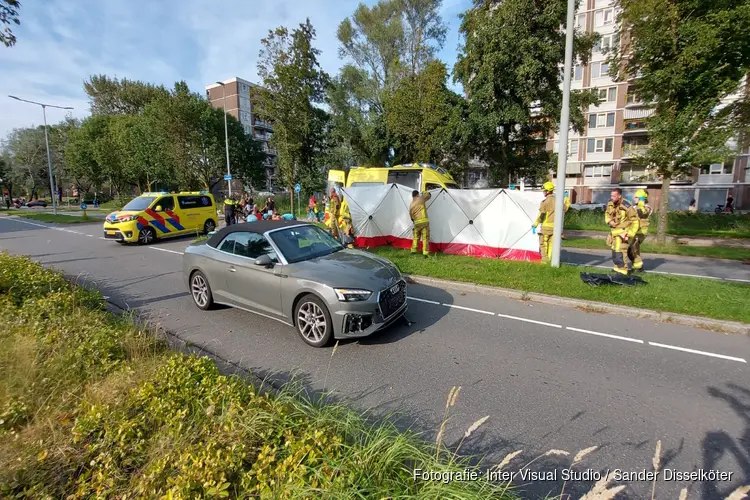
[543,181,555,192]
[635,189,648,199]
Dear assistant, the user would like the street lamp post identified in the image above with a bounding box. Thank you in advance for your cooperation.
[550,0,576,268]
[215,82,232,198]
[8,95,73,216]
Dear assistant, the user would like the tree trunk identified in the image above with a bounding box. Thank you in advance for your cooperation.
[657,174,670,245]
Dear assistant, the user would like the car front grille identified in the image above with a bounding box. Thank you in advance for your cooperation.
[378,279,406,320]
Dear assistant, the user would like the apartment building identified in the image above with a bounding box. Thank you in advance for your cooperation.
[205,77,277,192]
[548,0,749,211]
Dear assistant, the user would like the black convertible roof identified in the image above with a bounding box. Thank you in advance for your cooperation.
[206,220,312,248]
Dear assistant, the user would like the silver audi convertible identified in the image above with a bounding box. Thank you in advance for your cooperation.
[182,220,408,347]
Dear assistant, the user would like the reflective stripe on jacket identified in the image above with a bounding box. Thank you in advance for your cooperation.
[409,191,431,225]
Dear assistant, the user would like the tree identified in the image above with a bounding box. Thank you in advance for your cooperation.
[454,0,599,185]
[4,126,49,199]
[64,116,108,196]
[1,0,20,47]
[254,19,329,207]
[84,74,170,116]
[609,0,750,244]
[334,0,448,164]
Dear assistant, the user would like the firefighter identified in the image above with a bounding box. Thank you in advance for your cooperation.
[627,189,652,272]
[223,196,236,226]
[328,187,341,240]
[605,188,639,275]
[338,197,355,248]
[410,189,431,257]
[532,181,568,263]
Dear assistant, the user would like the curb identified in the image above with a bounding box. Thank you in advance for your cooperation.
[403,274,750,335]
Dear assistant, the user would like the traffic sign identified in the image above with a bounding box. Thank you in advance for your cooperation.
[224,174,232,181]
[294,183,301,193]
[80,202,87,210]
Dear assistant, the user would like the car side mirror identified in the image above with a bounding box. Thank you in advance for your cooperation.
[155,205,162,212]
[255,254,273,267]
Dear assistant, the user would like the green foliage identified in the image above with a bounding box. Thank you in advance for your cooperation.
[0,0,21,47]
[0,255,515,499]
[255,19,330,195]
[83,74,170,116]
[333,0,450,166]
[454,0,599,184]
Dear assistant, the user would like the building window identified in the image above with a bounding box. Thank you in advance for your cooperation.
[587,137,614,153]
[553,139,579,156]
[588,112,615,129]
[591,62,610,78]
[574,64,583,81]
[595,8,614,26]
[700,162,733,175]
[584,164,613,178]
[597,87,617,102]
[576,13,586,28]
[594,34,618,53]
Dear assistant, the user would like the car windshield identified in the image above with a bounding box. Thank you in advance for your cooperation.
[121,196,156,211]
[269,225,344,264]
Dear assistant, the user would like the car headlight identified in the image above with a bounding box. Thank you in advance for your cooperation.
[334,288,372,302]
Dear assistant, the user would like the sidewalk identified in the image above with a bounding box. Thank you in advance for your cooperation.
[565,229,750,249]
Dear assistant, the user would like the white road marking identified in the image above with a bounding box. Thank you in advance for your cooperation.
[568,262,750,283]
[149,247,184,255]
[443,303,495,315]
[496,313,563,329]
[7,218,47,228]
[86,234,94,237]
[407,296,441,305]
[99,237,107,240]
[566,326,644,344]
[648,342,747,363]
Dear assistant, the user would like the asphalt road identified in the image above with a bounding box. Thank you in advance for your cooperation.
[1,216,749,499]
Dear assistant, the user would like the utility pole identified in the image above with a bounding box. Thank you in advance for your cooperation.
[550,0,575,268]
[215,82,232,198]
[8,95,74,216]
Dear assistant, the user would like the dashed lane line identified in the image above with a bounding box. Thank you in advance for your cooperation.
[148,247,184,255]
[444,303,495,315]
[568,262,750,284]
[648,342,747,363]
[496,312,563,329]
[407,296,441,305]
[566,326,644,344]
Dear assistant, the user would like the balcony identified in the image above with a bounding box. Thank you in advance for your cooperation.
[254,119,273,131]
[619,171,692,185]
[621,144,650,159]
[623,118,649,134]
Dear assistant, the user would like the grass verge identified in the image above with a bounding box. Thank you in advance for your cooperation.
[369,247,750,323]
[15,213,101,224]
[565,209,750,238]
[0,252,514,499]
[563,237,750,261]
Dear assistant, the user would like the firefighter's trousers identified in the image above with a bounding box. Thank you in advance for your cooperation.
[627,233,646,270]
[538,232,553,263]
[611,235,629,275]
[411,222,430,255]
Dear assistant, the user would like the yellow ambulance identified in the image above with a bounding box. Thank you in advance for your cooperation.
[102,191,218,245]
[327,163,460,193]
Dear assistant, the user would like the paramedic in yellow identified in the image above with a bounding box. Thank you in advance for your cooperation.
[532,181,568,263]
[410,189,431,257]
[627,189,652,272]
[605,188,639,275]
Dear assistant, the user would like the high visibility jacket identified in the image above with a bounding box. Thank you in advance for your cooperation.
[534,194,568,236]
[409,191,431,225]
[634,200,653,235]
[605,201,639,238]
[339,198,351,225]
[223,199,236,216]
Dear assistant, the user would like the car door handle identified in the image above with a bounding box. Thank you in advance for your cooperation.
[228,266,236,273]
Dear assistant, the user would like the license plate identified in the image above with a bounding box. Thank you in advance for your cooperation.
[389,283,400,294]
[107,231,116,236]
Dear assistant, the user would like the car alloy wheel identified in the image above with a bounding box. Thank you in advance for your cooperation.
[295,295,333,347]
[138,227,156,245]
[190,271,214,310]
[204,219,216,234]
